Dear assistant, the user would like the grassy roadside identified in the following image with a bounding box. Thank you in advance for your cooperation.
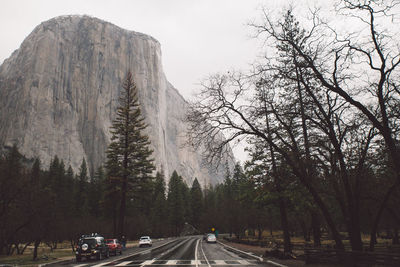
[0,249,74,267]
[0,241,139,266]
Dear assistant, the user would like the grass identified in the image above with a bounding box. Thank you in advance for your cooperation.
[0,240,140,266]
[0,243,74,266]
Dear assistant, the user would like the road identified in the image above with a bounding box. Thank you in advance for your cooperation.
[49,236,285,267]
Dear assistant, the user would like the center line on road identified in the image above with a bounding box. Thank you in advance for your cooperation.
[200,240,211,267]
[195,238,200,267]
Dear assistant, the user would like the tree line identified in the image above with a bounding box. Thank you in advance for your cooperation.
[0,145,212,257]
[186,1,400,253]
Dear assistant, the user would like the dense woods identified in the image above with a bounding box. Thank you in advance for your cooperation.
[186,0,400,254]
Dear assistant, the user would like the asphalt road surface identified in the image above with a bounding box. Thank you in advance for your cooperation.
[50,236,285,267]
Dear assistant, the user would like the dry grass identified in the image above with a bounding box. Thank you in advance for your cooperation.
[0,240,140,266]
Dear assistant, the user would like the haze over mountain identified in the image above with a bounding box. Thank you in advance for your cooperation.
[0,15,233,186]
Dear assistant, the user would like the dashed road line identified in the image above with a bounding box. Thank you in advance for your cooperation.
[115,261,133,266]
[200,240,211,267]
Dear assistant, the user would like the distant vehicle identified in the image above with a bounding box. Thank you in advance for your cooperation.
[206,233,217,243]
[203,233,210,240]
[75,233,109,262]
[139,236,152,247]
[105,239,122,256]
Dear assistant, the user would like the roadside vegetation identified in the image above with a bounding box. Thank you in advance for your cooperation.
[186,0,400,256]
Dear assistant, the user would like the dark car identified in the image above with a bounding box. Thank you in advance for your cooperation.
[75,234,110,262]
[105,239,122,256]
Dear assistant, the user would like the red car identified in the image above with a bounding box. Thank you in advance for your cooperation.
[105,239,122,256]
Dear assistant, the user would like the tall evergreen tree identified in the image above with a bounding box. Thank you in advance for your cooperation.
[189,178,203,229]
[106,71,155,237]
[150,171,167,237]
[167,171,185,236]
[75,158,89,215]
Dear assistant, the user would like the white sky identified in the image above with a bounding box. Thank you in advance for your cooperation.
[0,0,335,163]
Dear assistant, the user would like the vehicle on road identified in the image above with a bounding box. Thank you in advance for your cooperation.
[206,233,217,243]
[203,233,209,240]
[139,236,152,247]
[75,234,109,262]
[105,238,122,256]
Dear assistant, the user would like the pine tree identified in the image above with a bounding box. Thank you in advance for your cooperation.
[189,178,203,229]
[106,71,155,237]
[75,158,88,215]
[167,171,185,236]
[150,171,167,237]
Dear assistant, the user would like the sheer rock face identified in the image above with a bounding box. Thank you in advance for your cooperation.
[0,15,232,186]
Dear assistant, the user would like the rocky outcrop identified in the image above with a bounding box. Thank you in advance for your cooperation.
[0,15,233,186]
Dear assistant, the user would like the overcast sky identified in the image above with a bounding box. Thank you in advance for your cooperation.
[0,0,335,162]
[0,0,332,99]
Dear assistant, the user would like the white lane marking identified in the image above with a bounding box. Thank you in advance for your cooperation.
[91,262,109,267]
[214,260,227,265]
[165,260,178,265]
[109,238,179,264]
[115,261,133,266]
[195,239,200,267]
[238,260,251,265]
[266,260,288,267]
[140,259,155,266]
[218,241,263,262]
[200,240,211,267]
[73,265,87,267]
[191,260,201,265]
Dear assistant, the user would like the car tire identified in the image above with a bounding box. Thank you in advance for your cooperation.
[119,250,122,255]
[97,252,102,261]
[76,256,81,262]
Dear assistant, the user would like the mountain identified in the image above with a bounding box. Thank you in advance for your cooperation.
[0,15,233,186]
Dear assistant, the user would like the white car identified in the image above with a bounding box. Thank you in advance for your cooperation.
[206,234,217,243]
[139,236,152,247]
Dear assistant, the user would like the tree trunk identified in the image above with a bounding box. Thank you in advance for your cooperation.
[369,181,399,251]
[33,239,40,260]
[393,228,399,245]
[277,194,291,254]
[348,213,363,251]
[20,242,31,255]
[118,174,127,238]
[311,211,321,247]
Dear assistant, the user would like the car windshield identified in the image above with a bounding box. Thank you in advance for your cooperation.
[208,234,216,238]
[140,237,150,240]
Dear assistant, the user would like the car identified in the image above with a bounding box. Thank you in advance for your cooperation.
[206,233,217,243]
[75,233,110,262]
[139,236,152,247]
[105,239,122,256]
[203,233,210,240]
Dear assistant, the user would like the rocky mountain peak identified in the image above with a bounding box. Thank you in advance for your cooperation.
[0,15,233,186]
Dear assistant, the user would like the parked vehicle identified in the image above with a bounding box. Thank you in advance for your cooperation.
[105,239,122,256]
[139,236,152,247]
[206,233,217,243]
[75,233,109,262]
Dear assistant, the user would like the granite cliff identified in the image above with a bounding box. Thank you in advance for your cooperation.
[0,15,233,186]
